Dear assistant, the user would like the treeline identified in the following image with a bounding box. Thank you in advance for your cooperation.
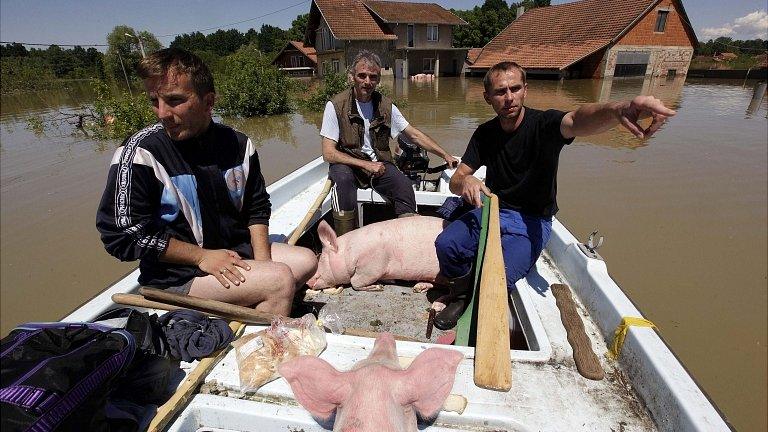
[170,14,308,62]
[694,37,767,57]
[1,43,105,92]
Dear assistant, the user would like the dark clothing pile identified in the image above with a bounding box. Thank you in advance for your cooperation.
[158,310,234,362]
[461,108,574,217]
[96,122,271,287]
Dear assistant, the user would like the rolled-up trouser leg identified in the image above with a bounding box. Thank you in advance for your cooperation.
[370,162,417,216]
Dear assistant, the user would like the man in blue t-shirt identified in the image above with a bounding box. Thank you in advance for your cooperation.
[433,61,676,329]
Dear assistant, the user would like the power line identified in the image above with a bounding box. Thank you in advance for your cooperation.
[156,0,310,38]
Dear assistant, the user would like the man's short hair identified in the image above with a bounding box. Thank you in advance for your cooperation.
[137,48,215,97]
[349,50,382,74]
[483,62,527,92]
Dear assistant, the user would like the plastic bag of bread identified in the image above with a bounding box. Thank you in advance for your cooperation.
[232,313,326,392]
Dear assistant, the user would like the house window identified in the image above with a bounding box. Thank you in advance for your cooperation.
[407,24,415,47]
[427,25,439,42]
[291,55,304,67]
[423,58,435,73]
[320,27,333,51]
[322,61,329,75]
[667,69,677,78]
[332,59,340,73]
[655,10,669,32]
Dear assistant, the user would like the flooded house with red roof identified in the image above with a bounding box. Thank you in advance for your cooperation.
[272,41,318,77]
[305,0,468,78]
[468,0,697,79]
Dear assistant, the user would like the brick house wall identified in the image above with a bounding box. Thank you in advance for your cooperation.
[603,0,695,77]
[616,0,694,47]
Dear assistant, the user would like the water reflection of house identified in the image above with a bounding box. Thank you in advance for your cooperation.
[305,0,468,78]
[272,41,318,77]
[468,0,697,79]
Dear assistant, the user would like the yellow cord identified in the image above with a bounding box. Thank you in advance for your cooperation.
[608,317,657,360]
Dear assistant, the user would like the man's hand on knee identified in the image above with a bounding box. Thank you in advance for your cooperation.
[364,161,386,177]
[198,249,251,288]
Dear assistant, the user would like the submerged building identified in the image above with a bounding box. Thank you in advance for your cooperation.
[468,0,698,79]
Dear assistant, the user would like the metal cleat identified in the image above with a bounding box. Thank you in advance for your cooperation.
[578,230,604,260]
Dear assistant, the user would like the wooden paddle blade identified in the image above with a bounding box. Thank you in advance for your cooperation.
[473,194,512,391]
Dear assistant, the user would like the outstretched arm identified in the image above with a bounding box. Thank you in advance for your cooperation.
[401,125,459,168]
[560,95,676,139]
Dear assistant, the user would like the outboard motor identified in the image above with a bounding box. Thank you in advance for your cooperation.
[394,135,449,192]
[395,135,430,180]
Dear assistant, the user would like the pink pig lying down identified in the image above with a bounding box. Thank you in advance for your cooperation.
[278,332,464,432]
[308,216,447,291]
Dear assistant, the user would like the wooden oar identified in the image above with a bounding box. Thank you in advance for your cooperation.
[147,178,333,432]
[473,193,511,391]
[116,293,419,342]
[138,287,274,323]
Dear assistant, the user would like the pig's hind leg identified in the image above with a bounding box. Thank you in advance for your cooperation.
[412,282,434,293]
[349,254,386,291]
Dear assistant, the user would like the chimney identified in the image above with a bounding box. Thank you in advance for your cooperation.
[517,6,525,18]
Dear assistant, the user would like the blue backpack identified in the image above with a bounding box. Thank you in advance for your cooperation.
[0,309,178,432]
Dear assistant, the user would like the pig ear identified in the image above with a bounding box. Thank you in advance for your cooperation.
[317,220,339,253]
[278,356,350,420]
[394,348,463,419]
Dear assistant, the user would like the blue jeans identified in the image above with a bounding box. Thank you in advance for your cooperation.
[435,208,552,292]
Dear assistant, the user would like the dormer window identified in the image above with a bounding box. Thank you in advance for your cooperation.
[654,9,669,33]
[427,25,439,42]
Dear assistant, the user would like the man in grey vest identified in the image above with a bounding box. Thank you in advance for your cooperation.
[320,50,458,234]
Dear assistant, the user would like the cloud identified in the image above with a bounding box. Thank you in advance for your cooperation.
[700,10,768,40]
[701,25,734,40]
[733,10,768,38]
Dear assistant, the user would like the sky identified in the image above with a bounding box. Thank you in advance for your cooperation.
[1,0,766,50]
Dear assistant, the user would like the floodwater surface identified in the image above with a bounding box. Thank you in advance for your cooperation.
[0,76,765,431]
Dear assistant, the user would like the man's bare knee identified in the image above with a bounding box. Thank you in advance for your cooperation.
[247,262,295,297]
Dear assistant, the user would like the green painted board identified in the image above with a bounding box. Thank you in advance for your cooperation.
[454,195,491,347]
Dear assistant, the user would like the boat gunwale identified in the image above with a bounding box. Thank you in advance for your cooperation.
[61,155,730,431]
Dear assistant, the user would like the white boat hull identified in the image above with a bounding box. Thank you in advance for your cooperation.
[64,156,729,431]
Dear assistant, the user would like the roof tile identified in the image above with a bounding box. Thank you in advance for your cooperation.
[314,0,397,40]
[472,0,658,70]
[363,1,466,25]
[288,41,318,64]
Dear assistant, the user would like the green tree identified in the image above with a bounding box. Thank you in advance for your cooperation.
[287,14,310,42]
[452,0,549,48]
[170,31,208,52]
[216,44,292,116]
[104,26,162,85]
[207,29,247,56]
[257,24,288,55]
[0,42,28,57]
[301,72,349,111]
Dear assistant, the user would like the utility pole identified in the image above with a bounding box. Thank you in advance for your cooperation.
[125,32,146,58]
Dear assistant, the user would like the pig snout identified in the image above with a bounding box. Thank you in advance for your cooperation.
[279,333,464,432]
